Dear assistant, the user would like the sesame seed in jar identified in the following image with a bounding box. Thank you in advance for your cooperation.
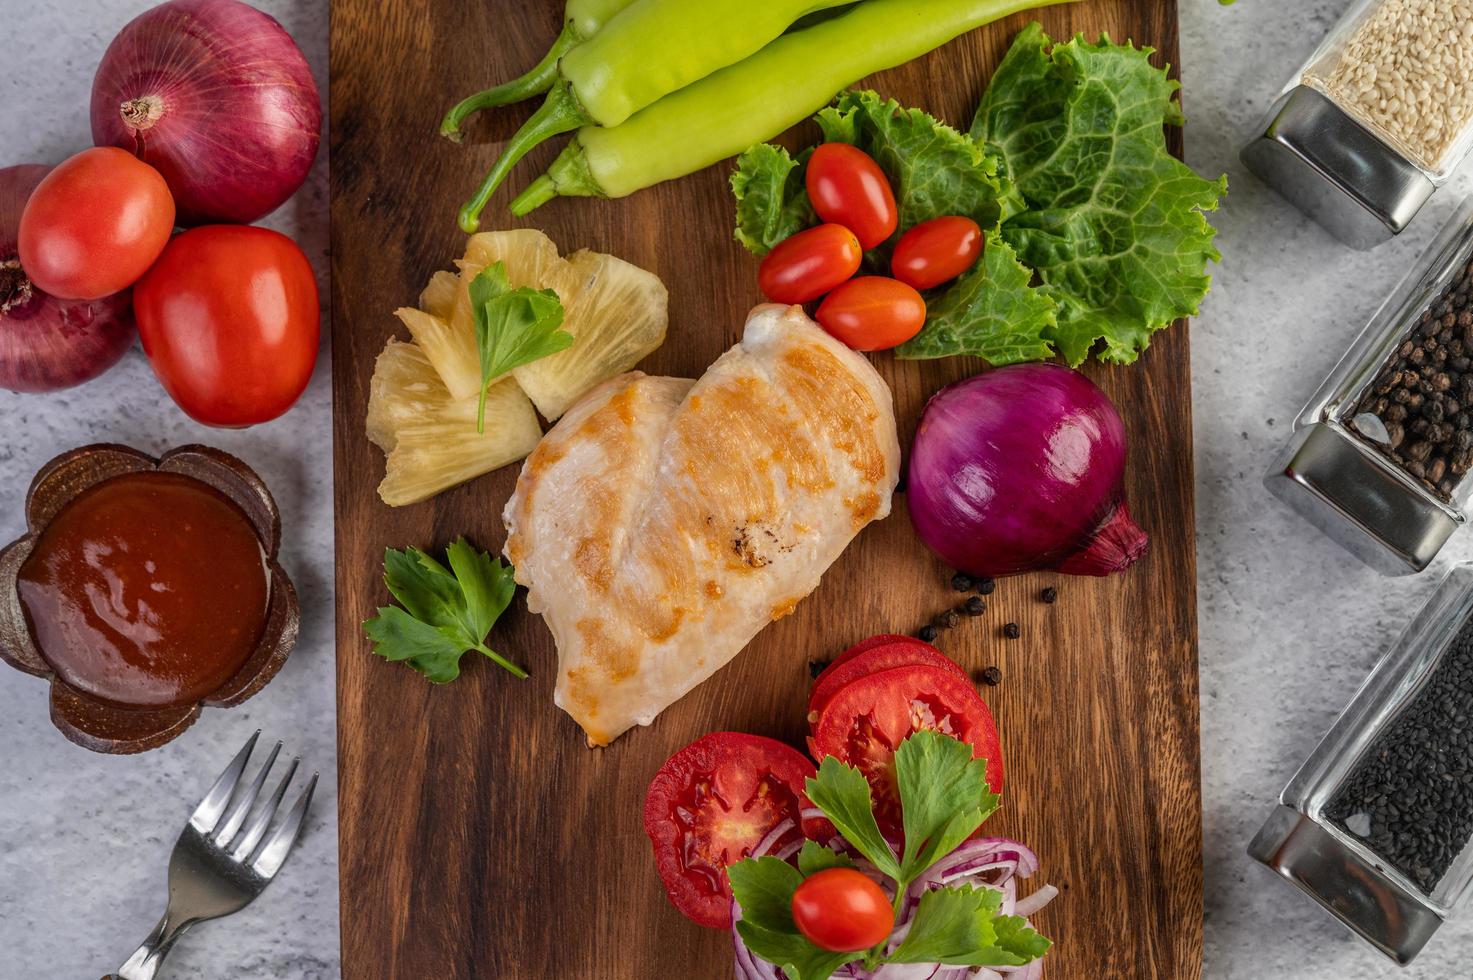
[1302,0,1473,172]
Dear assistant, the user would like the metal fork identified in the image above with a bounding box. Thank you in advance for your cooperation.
[104,732,318,980]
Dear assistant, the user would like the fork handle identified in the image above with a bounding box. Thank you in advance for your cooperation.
[107,908,194,980]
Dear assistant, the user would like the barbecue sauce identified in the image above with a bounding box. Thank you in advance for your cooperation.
[17,471,269,708]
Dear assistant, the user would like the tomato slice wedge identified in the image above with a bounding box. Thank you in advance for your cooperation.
[808,638,968,721]
[826,634,924,672]
[808,665,1003,837]
[643,732,818,929]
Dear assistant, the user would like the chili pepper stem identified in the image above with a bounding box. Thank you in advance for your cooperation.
[457,80,590,232]
[510,138,603,216]
[440,23,579,142]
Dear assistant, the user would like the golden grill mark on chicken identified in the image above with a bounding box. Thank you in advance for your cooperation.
[503,305,901,745]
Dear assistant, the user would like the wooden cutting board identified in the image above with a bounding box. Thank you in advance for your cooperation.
[330,1,1202,976]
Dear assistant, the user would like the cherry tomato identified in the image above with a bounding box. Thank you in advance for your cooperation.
[815,276,926,351]
[134,225,319,427]
[805,143,898,249]
[891,216,984,290]
[18,147,175,301]
[758,224,862,305]
[808,636,968,721]
[643,732,823,929]
[792,868,895,952]
[809,664,1003,836]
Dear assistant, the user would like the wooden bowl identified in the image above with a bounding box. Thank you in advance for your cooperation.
[0,444,299,753]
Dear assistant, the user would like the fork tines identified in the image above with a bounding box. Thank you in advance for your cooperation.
[190,731,318,878]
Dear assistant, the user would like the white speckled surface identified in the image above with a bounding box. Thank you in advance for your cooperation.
[0,1,336,978]
[1185,0,1473,977]
[3,0,1473,977]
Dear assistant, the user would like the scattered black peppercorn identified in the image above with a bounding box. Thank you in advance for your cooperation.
[934,609,961,630]
[1041,586,1058,604]
[978,666,1002,686]
[918,625,938,643]
[963,596,986,616]
[950,572,974,592]
[976,577,996,596]
[808,659,829,679]
[1003,622,1021,639]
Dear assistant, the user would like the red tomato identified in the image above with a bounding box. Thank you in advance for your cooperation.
[825,634,924,672]
[815,276,926,351]
[757,224,862,305]
[134,226,319,427]
[805,143,898,249]
[808,638,968,722]
[809,665,1003,835]
[892,216,984,290]
[791,868,895,952]
[18,147,175,301]
[644,732,821,929]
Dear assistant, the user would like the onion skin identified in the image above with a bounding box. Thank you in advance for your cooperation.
[907,363,1148,578]
[1,165,135,393]
[90,0,322,226]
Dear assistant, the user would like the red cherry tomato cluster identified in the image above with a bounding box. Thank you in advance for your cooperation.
[755,144,985,352]
[16,146,319,426]
[643,636,1002,938]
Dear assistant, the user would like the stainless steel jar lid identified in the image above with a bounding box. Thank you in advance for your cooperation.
[1249,805,1444,965]
[1242,85,1437,250]
[1264,421,1460,575]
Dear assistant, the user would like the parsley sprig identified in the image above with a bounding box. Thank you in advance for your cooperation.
[727,731,1047,980]
[468,261,573,432]
[362,538,525,681]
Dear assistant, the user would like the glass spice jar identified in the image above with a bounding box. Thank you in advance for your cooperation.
[1242,0,1473,249]
[1249,562,1473,964]
[1266,196,1473,574]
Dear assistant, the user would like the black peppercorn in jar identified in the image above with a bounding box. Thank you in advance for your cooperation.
[1250,563,1473,965]
[1267,197,1473,575]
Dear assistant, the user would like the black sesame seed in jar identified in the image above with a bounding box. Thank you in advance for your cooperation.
[1324,614,1473,895]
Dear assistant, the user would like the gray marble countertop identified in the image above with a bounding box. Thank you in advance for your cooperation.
[2,0,1472,977]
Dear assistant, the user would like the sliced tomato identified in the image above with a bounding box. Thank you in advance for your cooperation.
[808,638,967,721]
[643,732,819,929]
[825,634,923,672]
[808,665,1002,836]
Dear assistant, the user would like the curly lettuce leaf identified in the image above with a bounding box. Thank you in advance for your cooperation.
[972,23,1226,365]
[731,143,815,256]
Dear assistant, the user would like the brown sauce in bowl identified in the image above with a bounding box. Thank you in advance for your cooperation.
[16,471,269,709]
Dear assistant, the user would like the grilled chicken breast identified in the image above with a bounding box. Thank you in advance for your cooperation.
[503,304,901,745]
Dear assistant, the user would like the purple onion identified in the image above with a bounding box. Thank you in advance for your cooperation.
[90,0,321,225]
[907,363,1148,578]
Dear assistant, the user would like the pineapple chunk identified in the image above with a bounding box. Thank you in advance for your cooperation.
[399,229,668,424]
[367,339,541,507]
[514,249,668,420]
[461,229,561,285]
[419,271,458,319]
[394,307,482,402]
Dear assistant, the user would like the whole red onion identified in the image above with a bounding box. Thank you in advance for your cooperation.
[1,165,135,393]
[907,363,1148,578]
[90,0,321,226]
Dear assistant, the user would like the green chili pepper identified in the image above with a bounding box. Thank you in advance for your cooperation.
[456,0,854,232]
[507,0,1078,216]
[439,0,635,142]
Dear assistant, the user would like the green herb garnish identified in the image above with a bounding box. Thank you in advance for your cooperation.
[728,731,1044,979]
[362,538,525,682]
[467,261,572,432]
